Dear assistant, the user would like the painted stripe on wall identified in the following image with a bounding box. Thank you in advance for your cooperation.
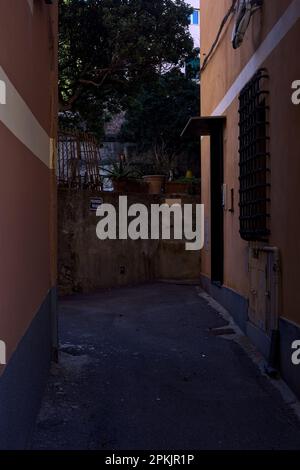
[27,0,33,14]
[0,120,51,370]
[211,0,300,116]
[0,66,50,167]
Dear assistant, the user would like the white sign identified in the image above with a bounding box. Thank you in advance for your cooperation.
[90,197,103,212]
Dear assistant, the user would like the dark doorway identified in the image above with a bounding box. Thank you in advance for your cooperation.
[181,116,225,285]
[210,128,224,285]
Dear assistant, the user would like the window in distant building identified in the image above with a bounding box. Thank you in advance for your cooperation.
[239,68,270,241]
[190,9,199,25]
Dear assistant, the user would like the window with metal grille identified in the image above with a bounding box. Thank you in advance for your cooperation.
[238,68,270,241]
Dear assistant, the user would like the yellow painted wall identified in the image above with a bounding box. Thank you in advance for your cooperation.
[200,0,300,325]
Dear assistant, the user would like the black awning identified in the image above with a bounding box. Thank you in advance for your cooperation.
[181,116,226,138]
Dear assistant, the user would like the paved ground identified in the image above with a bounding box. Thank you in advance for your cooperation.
[31,283,300,450]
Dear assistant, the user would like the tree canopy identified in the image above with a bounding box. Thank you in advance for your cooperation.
[59,0,195,135]
[120,69,200,173]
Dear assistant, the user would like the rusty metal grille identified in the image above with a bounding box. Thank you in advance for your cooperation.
[238,68,270,241]
[57,130,102,190]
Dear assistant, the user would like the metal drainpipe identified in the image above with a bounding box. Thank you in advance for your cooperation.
[259,246,281,377]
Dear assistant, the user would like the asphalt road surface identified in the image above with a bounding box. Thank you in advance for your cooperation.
[31,283,300,450]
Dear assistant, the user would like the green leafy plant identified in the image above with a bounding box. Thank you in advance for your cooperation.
[175,176,200,184]
[101,161,141,181]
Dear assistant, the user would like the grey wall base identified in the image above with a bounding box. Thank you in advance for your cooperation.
[0,289,54,449]
[200,274,248,331]
[200,274,300,400]
[246,321,271,360]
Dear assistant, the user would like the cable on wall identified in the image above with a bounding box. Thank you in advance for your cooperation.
[201,0,263,72]
[201,0,237,73]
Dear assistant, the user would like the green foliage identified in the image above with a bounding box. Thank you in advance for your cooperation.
[185,52,200,81]
[59,0,194,136]
[120,69,200,172]
[101,160,141,180]
[175,176,200,183]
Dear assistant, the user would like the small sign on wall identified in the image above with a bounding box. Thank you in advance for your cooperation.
[90,197,103,212]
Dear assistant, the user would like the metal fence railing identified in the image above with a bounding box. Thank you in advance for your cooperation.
[57,130,102,191]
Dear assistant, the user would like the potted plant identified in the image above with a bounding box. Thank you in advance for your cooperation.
[165,175,200,195]
[102,160,147,193]
[143,174,166,194]
[141,160,167,195]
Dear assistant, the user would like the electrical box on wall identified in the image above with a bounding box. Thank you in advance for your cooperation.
[248,246,280,335]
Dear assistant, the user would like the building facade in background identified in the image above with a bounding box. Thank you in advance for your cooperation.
[193,0,300,397]
[0,0,58,448]
[188,0,200,49]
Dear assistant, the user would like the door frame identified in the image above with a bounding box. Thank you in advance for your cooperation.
[210,128,224,285]
[180,116,226,285]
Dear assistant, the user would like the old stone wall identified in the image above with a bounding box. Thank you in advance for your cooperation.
[58,189,201,295]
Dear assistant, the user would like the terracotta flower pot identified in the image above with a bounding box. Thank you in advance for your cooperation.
[112,179,127,193]
[143,175,165,194]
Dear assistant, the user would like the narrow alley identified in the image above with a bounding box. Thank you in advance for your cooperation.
[31,283,300,450]
[1,0,300,457]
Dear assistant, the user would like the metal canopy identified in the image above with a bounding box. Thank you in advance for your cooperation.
[181,116,226,138]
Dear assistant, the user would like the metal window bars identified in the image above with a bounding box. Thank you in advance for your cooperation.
[238,68,270,241]
[57,130,102,191]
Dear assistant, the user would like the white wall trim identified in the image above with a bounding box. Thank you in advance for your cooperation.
[0,66,50,168]
[211,0,300,116]
[0,80,6,104]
